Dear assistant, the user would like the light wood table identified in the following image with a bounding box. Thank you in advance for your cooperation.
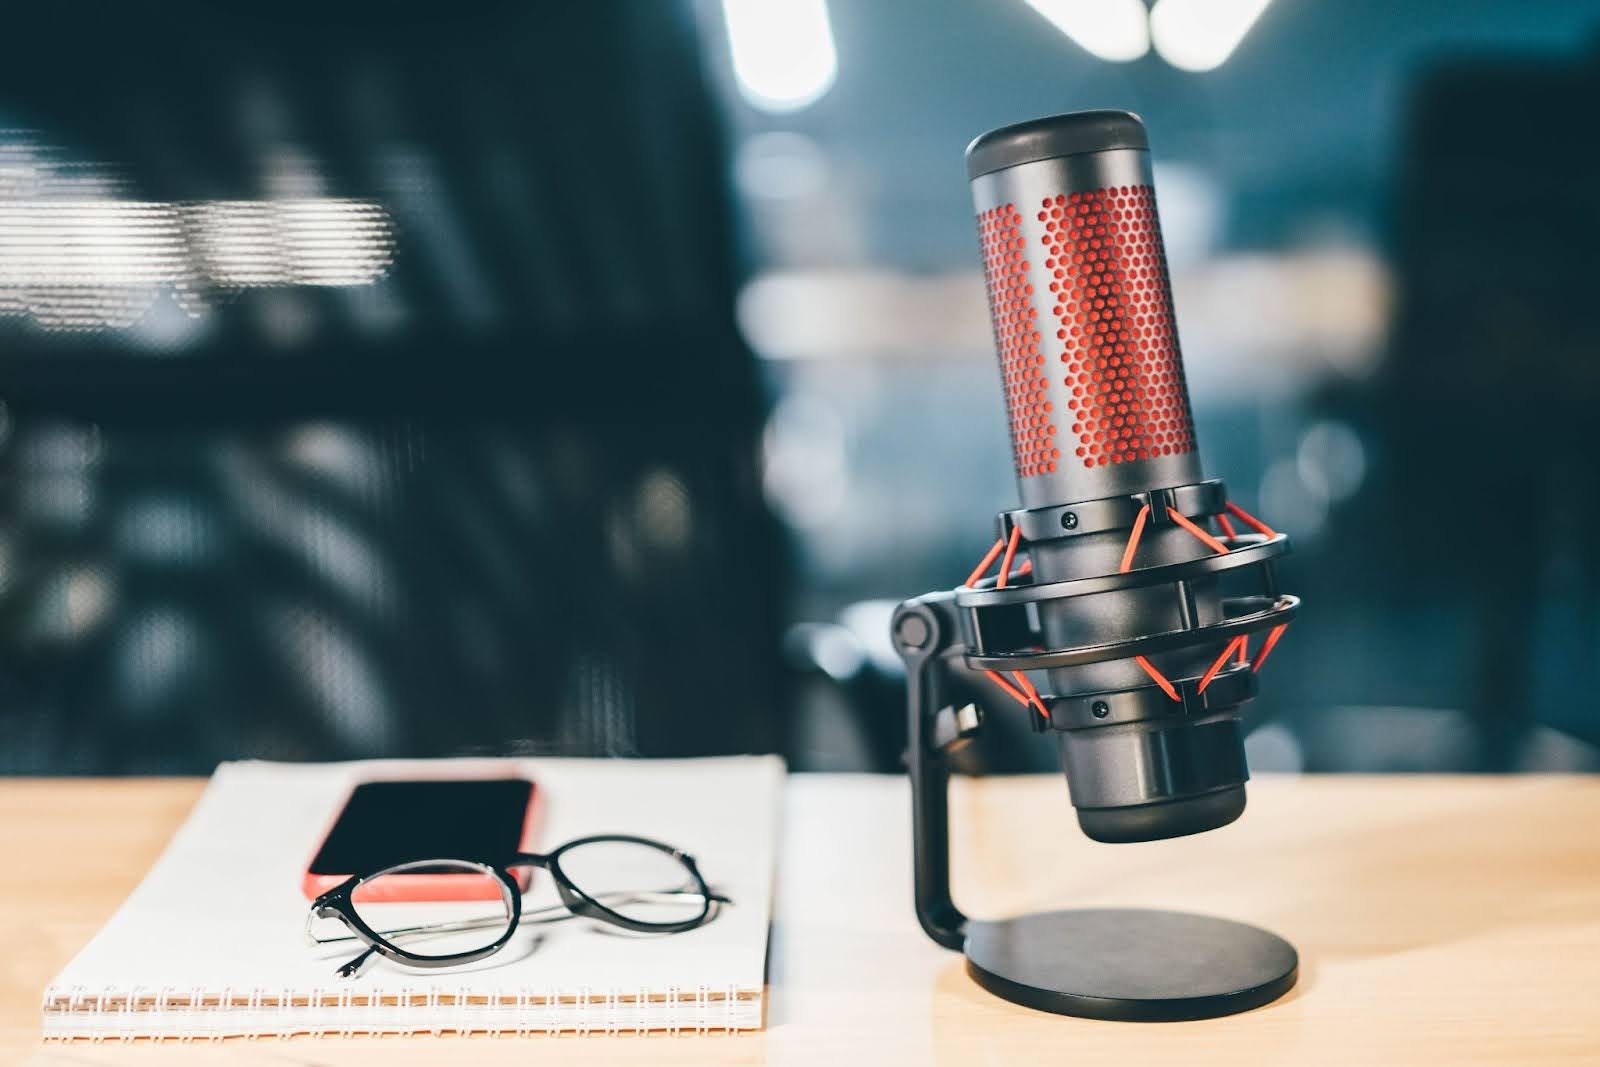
[4,774,1598,1065]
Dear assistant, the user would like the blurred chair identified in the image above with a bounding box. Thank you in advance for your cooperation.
[0,2,791,772]
[1375,47,1600,766]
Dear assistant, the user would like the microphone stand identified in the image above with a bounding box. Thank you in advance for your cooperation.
[892,483,1300,1022]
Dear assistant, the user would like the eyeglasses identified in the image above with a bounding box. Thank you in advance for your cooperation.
[304,834,727,977]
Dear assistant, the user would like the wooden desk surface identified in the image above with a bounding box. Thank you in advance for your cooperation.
[3,774,1597,1065]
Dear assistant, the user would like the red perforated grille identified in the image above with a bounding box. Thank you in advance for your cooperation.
[978,203,1055,478]
[1038,185,1195,469]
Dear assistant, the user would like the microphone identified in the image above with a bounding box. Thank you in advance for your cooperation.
[886,113,1303,1018]
[896,110,1299,845]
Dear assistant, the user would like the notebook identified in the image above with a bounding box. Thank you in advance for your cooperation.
[42,755,784,1039]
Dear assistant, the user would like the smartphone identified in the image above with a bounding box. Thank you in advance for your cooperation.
[302,777,542,902]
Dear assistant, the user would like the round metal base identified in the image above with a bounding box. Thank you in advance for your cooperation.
[964,908,1297,1022]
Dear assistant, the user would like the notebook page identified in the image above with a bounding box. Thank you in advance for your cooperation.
[43,756,783,1037]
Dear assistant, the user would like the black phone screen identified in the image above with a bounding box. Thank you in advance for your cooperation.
[307,778,535,875]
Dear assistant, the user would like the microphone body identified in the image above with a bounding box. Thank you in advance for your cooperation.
[960,112,1284,842]
[885,112,1302,1016]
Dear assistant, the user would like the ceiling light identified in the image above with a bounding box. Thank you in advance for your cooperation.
[1150,0,1273,72]
[1023,0,1150,63]
[721,0,839,113]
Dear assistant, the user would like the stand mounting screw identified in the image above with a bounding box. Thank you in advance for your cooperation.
[1061,511,1079,530]
[895,614,930,651]
[1092,700,1110,718]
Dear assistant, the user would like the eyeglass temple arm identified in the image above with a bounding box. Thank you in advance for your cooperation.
[306,888,729,946]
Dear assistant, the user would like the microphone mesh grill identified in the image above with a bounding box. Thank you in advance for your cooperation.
[1039,185,1195,468]
[978,202,1056,479]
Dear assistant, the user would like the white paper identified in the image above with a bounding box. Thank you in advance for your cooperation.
[43,755,783,1037]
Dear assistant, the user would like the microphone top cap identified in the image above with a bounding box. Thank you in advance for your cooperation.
[965,110,1148,181]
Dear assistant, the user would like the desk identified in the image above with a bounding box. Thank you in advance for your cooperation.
[4,774,1598,1065]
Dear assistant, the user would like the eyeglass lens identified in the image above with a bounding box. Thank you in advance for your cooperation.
[350,859,514,959]
[555,839,707,926]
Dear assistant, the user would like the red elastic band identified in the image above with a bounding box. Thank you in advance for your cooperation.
[1225,502,1276,538]
[1134,655,1180,701]
[1011,670,1050,721]
[970,535,1044,723]
[985,670,1031,706]
[963,537,1005,589]
[1197,635,1247,694]
[1168,508,1230,555]
[1252,624,1288,672]
[1119,505,1151,574]
[996,527,1022,590]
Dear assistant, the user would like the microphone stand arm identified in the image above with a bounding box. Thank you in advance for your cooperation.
[892,589,972,951]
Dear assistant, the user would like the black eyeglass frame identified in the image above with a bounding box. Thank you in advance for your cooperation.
[309,833,717,975]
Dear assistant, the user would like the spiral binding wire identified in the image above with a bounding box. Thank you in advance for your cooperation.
[41,982,760,1040]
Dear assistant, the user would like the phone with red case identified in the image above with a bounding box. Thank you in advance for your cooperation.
[301,777,542,902]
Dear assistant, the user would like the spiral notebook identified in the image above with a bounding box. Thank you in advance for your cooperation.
[42,755,784,1039]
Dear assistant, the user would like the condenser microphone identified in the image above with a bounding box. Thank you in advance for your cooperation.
[893,110,1299,846]
[888,110,1302,1020]
[966,109,1295,842]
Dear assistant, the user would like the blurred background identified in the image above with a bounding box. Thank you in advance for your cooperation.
[1,0,1597,776]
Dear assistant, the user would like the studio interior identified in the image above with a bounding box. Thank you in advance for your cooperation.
[2,1,1597,1061]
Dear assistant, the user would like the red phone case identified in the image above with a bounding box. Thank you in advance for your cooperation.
[301,777,544,902]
